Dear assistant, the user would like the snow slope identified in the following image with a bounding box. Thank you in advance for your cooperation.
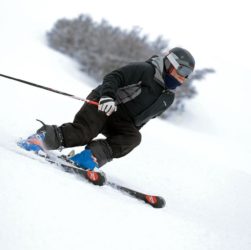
[1,1,251,250]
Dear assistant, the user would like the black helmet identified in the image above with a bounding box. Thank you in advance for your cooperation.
[165,47,195,78]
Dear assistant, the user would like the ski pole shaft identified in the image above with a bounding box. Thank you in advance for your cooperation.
[0,73,98,106]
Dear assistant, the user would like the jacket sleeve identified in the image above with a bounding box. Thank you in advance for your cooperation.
[100,62,154,99]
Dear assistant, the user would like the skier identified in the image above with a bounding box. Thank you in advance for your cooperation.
[18,47,195,170]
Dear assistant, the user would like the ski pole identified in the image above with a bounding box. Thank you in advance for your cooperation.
[0,73,99,106]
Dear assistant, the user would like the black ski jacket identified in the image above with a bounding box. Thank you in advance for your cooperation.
[93,56,175,127]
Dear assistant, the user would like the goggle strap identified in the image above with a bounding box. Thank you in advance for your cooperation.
[166,53,180,69]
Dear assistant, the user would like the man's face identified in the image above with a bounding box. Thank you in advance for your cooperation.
[168,67,186,84]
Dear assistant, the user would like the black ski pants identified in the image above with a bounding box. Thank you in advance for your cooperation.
[59,92,141,166]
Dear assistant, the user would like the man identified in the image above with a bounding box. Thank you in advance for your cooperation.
[19,47,195,170]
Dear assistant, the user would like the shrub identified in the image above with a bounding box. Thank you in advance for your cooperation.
[47,14,214,115]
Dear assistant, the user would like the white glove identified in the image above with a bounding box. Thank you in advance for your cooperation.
[98,96,117,116]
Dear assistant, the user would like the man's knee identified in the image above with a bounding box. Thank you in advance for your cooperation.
[133,132,142,147]
[109,131,141,158]
[124,131,141,155]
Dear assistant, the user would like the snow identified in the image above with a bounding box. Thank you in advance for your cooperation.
[0,1,251,250]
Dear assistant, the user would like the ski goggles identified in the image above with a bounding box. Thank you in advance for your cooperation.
[166,52,193,78]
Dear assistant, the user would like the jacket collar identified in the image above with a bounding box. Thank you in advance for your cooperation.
[148,55,166,88]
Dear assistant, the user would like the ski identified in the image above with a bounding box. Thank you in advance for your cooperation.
[41,152,106,186]
[18,149,106,186]
[107,181,166,208]
[41,150,166,207]
[17,145,165,208]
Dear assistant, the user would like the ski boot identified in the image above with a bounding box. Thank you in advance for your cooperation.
[69,149,99,170]
[18,120,64,153]
[18,132,45,153]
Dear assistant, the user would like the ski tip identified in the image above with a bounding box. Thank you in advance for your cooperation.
[145,195,166,208]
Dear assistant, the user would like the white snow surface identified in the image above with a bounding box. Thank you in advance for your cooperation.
[0,1,251,250]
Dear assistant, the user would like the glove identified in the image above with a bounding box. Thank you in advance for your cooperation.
[98,96,117,116]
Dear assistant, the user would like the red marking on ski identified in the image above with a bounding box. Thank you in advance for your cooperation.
[145,195,158,205]
[87,171,99,182]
